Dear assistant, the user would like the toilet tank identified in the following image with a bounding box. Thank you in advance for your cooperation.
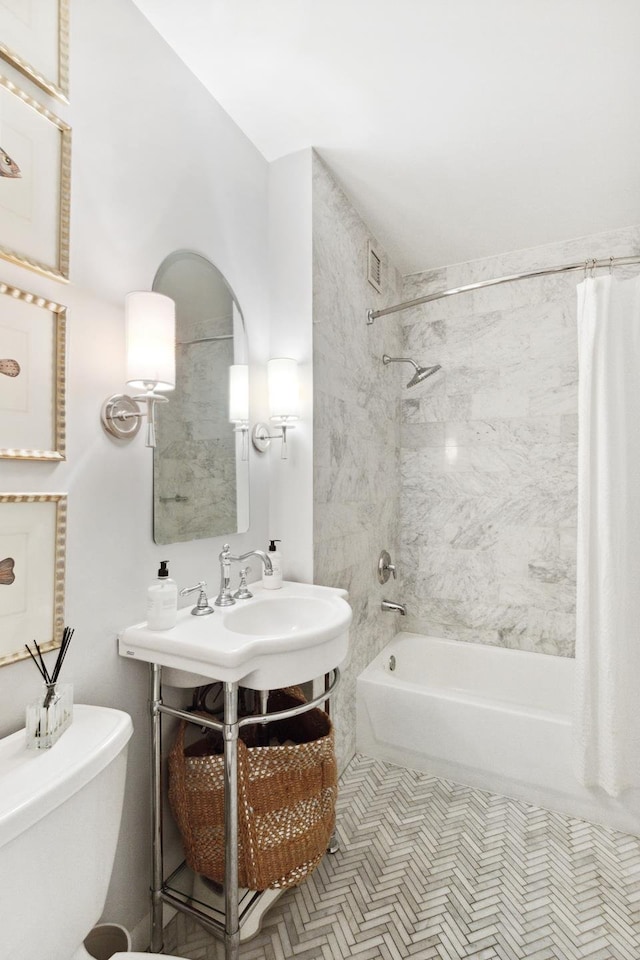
[0,705,133,960]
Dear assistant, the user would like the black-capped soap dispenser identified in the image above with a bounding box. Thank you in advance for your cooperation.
[263,539,283,589]
[146,560,178,629]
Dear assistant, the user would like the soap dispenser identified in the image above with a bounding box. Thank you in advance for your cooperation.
[147,560,178,629]
[263,539,283,590]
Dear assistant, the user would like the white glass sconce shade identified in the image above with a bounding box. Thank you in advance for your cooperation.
[229,364,249,423]
[125,291,176,391]
[268,358,299,422]
[251,358,299,460]
[229,363,250,462]
[100,291,176,448]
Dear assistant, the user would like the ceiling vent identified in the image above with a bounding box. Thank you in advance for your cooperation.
[367,240,382,293]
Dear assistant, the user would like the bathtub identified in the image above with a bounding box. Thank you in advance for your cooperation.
[356,632,640,835]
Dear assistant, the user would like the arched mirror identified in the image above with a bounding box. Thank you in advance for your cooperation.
[152,250,249,544]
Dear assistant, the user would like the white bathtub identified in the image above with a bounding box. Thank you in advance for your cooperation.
[356,632,640,835]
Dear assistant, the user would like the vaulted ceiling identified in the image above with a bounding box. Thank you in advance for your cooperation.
[132,0,640,274]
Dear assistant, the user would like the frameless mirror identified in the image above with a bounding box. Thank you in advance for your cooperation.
[152,250,249,544]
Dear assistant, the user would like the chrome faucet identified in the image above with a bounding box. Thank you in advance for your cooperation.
[381,599,407,615]
[215,544,273,607]
[179,580,214,616]
[233,566,253,600]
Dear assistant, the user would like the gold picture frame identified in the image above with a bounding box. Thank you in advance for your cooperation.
[0,0,70,103]
[0,493,67,667]
[0,75,71,282]
[0,280,66,461]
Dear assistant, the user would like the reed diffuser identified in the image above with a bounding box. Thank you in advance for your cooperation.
[25,627,74,749]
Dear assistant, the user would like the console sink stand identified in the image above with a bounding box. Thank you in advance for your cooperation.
[148,663,340,959]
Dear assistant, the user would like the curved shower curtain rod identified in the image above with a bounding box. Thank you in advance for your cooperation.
[366,254,640,324]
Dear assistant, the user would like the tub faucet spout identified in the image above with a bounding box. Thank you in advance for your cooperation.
[381,599,406,615]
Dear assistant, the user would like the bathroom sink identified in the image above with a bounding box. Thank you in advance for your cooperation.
[118,581,351,690]
[224,595,342,638]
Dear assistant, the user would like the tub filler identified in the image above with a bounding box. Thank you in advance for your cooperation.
[356,632,640,835]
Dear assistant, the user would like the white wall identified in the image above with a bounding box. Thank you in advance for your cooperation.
[267,150,314,582]
[0,0,271,939]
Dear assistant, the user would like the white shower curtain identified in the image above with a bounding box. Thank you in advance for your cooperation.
[574,275,640,796]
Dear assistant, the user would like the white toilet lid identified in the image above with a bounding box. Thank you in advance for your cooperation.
[112,954,186,959]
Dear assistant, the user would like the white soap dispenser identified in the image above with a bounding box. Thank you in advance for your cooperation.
[147,560,178,629]
[263,539,283,590]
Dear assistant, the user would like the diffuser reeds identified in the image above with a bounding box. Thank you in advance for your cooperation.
[24,627,75,749]
[25,626,74,703]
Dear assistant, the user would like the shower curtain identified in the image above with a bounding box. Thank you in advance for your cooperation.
[574,275,640,796]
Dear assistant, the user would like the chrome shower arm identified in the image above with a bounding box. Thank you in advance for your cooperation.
[382,355,420,371]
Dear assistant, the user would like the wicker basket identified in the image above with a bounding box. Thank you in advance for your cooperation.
[168,689,337,891]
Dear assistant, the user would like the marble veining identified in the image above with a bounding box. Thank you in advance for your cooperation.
[155,309,237,541]
[312,153,403,772]
[313,175,640,737]
[400,225,640,657]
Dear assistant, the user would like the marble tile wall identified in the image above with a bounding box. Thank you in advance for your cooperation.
[155,311,237,542]
[312,153,405,771]
[400,225,640,656]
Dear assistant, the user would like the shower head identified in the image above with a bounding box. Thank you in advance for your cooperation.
[382,354,442,389]
[406,363,442,387]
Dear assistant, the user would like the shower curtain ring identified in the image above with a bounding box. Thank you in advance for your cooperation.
[609,257,614,275]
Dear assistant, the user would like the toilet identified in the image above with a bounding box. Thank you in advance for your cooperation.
[0,703,186,960]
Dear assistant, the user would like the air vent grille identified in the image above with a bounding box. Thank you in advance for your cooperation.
[367,240,382,293]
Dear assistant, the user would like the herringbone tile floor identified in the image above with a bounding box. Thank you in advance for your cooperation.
[165,754,640,959]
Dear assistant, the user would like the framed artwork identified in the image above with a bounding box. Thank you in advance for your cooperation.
[0,0,69,103]
[0,75,71,281]
[0,280,66,460]
[0,493,66,667]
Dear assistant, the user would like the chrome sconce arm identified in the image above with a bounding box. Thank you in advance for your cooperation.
[251,418,297,459]
[101,386,169,448]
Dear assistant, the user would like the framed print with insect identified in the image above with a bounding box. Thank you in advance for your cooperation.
[0,75,71,281]
[0,0,69,103]
[0,280,66,460]
[0,493,66,667]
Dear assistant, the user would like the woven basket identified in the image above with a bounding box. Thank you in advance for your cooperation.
[168,689,337,891]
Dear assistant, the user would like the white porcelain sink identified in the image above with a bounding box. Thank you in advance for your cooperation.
[118,581,351,689]
[225,595,341,637]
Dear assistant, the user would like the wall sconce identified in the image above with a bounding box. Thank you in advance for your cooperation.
[229,363,249,461]
[252,357,299,460]
[101,291,175,448]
